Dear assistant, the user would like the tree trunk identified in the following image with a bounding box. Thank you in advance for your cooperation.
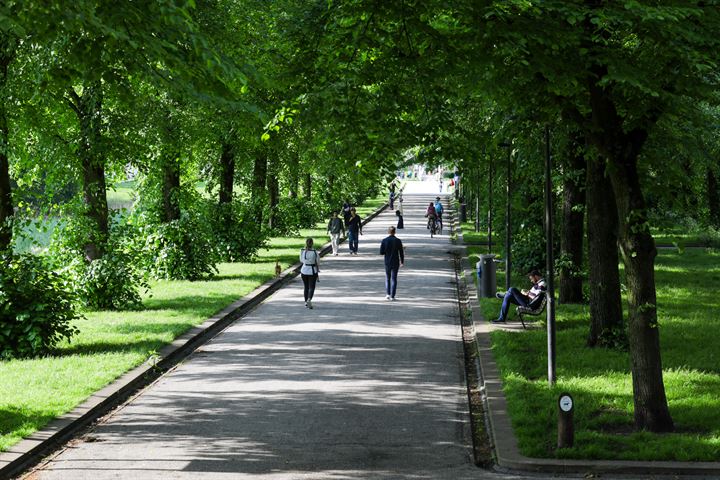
[585,155,623,346]
[160,152,181,223]
[707,167,720,229]
[609,149,673,432]
[288,153,299,199]
[0,49,13,252]
[218,141,235,206]
[267,156,279,229]
[588,81,674,432]
[559,136,586,304]
[75,82,109,261]
[304,173,311,201]
[252,149,267,226]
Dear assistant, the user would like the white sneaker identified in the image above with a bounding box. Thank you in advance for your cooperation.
[391,297,396,301]
[307,300,313,309]
[304,301,308,308]
[385,295,391,300]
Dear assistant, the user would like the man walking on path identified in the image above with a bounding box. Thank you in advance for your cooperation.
[326,211,345,256]
[346,207,362,255]
[380,226,404,300]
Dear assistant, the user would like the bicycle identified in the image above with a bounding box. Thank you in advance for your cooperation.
[429,216,439,238]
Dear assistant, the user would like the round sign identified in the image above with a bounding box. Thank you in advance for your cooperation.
[559,394,573,412]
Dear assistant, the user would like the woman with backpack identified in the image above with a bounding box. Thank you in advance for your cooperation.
[300,237,320,309]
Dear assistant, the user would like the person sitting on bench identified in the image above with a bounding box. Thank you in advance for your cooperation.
[492,269,546,324]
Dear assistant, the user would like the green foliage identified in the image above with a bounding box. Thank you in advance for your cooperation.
[48,215,149,310]
[212,199,269,262]
[63,250,149,311]
[511,223,545,276]
[0,253,81,359]
[269,197,323,235]
[133,208,219,281]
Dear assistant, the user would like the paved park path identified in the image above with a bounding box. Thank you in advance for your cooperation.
[32,182,489,480]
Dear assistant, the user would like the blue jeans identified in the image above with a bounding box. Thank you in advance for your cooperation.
[348,230,359,253]
[385,264,399,297]
[499,287,530,320]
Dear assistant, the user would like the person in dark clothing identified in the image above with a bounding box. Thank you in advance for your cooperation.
[342,200,352,224]
[346,208,362,254]
[395,209,404,229]
[380,226,405,300]
[492,269,546,323]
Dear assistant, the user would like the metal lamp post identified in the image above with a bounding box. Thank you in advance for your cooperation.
[488,158,493,254]
[544,125,556,385]
[499,142,512,291]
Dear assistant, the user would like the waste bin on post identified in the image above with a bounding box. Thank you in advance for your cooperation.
[479,254,498,298]
[459,203,467,223]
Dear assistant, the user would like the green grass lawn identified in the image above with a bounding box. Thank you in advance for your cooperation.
[106,180,137,210]
[0,194,388,453]
[479,247,720,461]
[651,226,720,248]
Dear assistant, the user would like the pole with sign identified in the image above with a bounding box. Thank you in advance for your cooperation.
[558,393,574,448]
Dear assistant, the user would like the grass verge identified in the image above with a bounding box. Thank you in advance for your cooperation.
[0,194,387,452]
[478,247,720,461]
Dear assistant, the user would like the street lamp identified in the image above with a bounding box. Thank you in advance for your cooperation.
[487,156,493,254]
[544,125,556,385]
[499,141,512,291]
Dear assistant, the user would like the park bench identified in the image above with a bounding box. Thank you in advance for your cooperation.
[516,292,547,329]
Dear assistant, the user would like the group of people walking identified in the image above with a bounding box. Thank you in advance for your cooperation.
[299,192,418,308]
[328,202,363,256]
[300,189,546,327]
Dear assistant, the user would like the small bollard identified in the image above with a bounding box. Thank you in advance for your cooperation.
[558,392,574,449]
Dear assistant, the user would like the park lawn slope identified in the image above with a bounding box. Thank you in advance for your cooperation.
[0,195,387,452]
[481,247,720,461]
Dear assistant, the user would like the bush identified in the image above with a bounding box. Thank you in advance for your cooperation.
[64,250,149,310]
[134,208,219,281]
[0,252,81,359]
[213,199,269,262]
[50,215,149,310]
[268,197,322,235]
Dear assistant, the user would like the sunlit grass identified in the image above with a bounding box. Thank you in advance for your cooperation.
[483,248,720,461]
[0,194,388,452]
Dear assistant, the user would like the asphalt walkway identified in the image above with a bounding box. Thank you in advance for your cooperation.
[31,184,483,479]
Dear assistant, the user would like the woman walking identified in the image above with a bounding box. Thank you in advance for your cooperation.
[300,238,320,308]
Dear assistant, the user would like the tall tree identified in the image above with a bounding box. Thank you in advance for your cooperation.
[559,135,586,304]
[586,155,623,347]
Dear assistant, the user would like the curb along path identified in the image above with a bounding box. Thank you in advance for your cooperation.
[25,190,481,480]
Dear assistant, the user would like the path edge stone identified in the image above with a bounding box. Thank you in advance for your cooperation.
[0,198,391,480]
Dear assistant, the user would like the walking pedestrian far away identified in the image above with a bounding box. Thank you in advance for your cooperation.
[326,211,345,256]
[300,238,320,309]
[380,226,404,300]
[346,207,362,255]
